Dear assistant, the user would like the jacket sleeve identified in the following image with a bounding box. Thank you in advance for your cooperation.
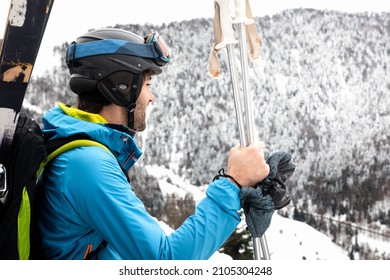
[65,146,241,259]
[165,178,241,259]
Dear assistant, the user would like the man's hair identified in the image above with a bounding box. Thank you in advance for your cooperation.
[77,89,111,113]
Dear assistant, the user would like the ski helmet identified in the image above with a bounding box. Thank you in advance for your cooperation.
[66,28,170,129]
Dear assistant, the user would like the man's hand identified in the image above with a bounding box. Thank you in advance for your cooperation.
[227,140,270,188]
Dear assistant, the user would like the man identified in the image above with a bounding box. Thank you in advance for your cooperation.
[38,28,270,259]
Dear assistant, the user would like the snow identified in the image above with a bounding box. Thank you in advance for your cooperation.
[145,164,206,202]
[266,214,348,260]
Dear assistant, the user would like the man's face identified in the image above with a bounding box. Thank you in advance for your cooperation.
[133,73,154,131]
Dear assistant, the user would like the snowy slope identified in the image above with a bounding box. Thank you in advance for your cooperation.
[146,164,349,260]
[265,214,348,260]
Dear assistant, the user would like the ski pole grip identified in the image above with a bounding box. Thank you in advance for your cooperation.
[233,0,254,24]
[215,0,237,49]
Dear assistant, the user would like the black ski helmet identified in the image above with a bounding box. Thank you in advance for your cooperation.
[66,28,170,129]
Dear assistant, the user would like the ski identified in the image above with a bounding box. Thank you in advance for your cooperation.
[0,0,54,167]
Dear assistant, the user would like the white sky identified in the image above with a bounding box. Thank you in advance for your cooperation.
[1,0,390,74]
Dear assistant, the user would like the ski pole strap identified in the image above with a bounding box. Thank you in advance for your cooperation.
[213,168,243,189]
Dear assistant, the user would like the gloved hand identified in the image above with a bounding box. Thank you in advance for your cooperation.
[240,186,274,237]
[258,151,295,210]
[239,151,295,237]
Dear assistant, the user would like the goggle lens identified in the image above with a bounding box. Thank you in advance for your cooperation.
[145,32,170,65]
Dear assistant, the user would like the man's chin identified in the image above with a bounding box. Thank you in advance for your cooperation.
[132,123,146,132]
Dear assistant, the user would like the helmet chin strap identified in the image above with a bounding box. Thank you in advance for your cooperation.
[127,103,137,131]
[97,72,143,132]
[125,73,143,132]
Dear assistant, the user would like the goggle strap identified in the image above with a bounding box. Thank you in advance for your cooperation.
[66,39,161,64]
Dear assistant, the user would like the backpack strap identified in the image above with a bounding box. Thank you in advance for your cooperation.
[36,139,113,177]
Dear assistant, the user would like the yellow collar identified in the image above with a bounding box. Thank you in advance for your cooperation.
[58,103,108,124]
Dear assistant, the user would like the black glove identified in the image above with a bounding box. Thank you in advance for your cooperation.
[257,151,295,210]
[239,151,295,238]
[240,187,274,237]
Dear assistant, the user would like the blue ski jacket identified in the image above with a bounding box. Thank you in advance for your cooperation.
[38,103,241,260]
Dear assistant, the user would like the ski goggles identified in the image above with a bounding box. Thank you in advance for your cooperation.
[66,32,170,67]
[144,32,170,66]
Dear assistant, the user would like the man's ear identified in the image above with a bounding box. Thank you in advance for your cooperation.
[69,74,98,94]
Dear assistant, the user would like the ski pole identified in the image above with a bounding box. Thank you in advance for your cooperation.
[214,0,270,260]
[233,0,256,144]
[214,0,247,146]
[234,0,270,260]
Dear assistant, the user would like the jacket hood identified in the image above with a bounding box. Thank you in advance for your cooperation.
[42,103,142,171]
